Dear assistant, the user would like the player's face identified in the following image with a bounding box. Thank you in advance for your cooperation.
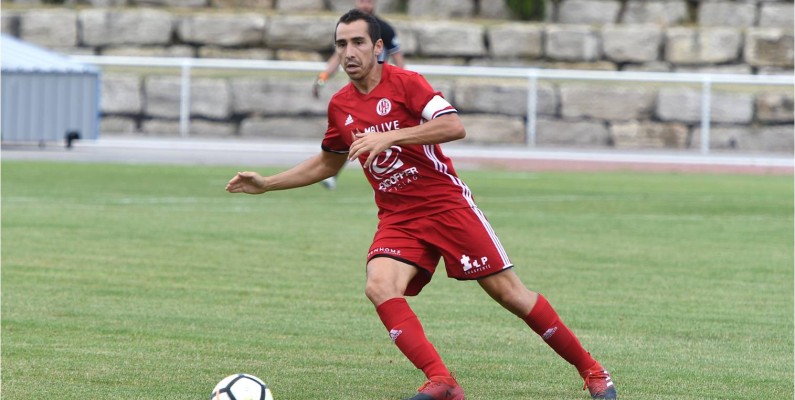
[335,19,383,82]
[355,0,375,14]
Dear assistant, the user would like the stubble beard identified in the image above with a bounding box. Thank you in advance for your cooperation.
[346,56,375,83]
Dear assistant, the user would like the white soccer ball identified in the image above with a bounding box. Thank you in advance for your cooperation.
[209,373,274,400]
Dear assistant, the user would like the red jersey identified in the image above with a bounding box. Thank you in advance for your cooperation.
[322,63,475,225]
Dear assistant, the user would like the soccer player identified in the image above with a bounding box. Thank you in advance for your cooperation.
[226,9,617,400]
[313,0,405,190]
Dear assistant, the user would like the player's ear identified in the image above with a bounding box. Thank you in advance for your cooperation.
[374,38,384,57]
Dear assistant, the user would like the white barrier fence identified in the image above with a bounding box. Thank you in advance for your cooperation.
[71,55,794,155]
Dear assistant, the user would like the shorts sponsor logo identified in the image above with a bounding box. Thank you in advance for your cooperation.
[459,254,491,275]
[368,247,402,258]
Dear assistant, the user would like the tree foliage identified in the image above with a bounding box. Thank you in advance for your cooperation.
[505,0,546,21]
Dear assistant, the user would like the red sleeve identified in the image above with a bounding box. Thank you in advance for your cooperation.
[321,101,349,154]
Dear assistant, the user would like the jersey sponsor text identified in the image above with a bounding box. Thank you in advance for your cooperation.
[364,119,400,133]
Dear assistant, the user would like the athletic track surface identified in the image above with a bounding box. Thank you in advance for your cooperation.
[2,137,792,175]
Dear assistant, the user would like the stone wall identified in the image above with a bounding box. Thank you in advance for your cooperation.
[96,72,793,152]
[3,1,793,72]
[2,0,793,152]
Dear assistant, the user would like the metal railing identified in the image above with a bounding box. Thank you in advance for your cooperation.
[71,55,794,154]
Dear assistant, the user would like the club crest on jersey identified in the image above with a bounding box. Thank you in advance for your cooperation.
[376,98,392,116]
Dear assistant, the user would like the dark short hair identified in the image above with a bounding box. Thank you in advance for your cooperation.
[334,8,381,45]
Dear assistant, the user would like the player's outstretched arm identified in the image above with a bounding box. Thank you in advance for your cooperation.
[226,171,268,194]
[226,152,347,195]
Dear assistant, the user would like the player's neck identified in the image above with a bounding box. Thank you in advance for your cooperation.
[352,64,383,95]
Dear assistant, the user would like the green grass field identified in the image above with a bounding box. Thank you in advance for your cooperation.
[2,160,792,399]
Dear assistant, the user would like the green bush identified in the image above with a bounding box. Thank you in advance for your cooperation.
[505,0,546,21]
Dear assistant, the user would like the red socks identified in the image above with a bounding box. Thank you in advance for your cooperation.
[376,297,451,379]
[523,294,596,373]
[375,295,594,379]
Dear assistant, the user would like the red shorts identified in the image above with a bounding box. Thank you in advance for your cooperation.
[367,207,513,296]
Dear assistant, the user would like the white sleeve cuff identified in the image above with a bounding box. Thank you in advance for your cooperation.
[421,95,457,121]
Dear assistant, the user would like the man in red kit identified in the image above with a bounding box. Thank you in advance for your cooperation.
[226,9,617,400]
[314,0,406,190]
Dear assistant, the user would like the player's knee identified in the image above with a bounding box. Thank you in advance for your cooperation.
[364,280,389,305]
[364,283,377,303]
[364,278,397,305]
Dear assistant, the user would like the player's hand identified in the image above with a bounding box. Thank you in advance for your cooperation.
[312,72,329,99]
[225,171,268,194]
[349,129,393,169]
